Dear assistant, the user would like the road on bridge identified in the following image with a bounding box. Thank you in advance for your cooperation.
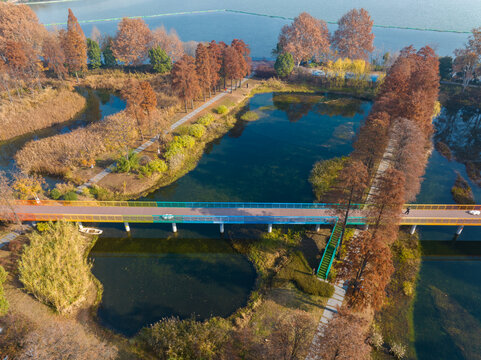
[2,203,481,225]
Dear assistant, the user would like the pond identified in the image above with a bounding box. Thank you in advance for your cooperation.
[413,104,481,359]
[90,92,372,336]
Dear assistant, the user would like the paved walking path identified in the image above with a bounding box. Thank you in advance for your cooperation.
[77,78,249,192]
[305,281,347,359]
[0,231,20,248]
[305,137,397,359]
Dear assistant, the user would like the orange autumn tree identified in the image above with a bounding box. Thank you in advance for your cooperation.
[112,18,152,65]
[332,8,374,60]
[43,31,67,79]
[171,54,200,111]
[151,26,184,62]
[195,43,212,100]
[223,46,242,91]
[140,81,157,131]
[0,3,46,88]
[340,230,394,310]
[278,12,330,66]
[61,9,87,75]
[208,40,224,92]
[334,159,369,253]
[231,38,251,85]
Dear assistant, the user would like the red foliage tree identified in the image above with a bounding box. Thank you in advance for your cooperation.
[171,54,201,111]
[207,40,223,93]
[223,46,242,91]
[151,26,184,62]
[112,18,152,66]
[340,230,394,310]
[366,167,406,240]
[352,111,390,171]
[332,8,374,60]
[315,308,371,359]
[334,160,369,252]
[278,12,330,66]
[390,118,428,202]
[42,31,67,79]
[61,9,87,75]
[195,43,212,99]
[231,38,251,81]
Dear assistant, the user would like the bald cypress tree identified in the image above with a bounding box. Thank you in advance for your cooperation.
[61,9,87,76]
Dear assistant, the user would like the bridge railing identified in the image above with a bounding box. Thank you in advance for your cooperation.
[14,200,366,209]
[399,217,481,225]
[404,204,480,210]
[13,213,369,225]
[14,200,480,211]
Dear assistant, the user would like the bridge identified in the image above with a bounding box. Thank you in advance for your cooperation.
[2,200,480,279]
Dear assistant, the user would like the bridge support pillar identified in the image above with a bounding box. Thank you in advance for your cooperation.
[220,223,224,234]
[315,224,321,232]
[172,223,177,233]
[124,222,130,232]
[267,224,272,233]
[410,225,417,235]
[456,225,464,235]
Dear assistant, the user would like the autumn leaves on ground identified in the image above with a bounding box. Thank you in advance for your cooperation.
[0,1,473,359]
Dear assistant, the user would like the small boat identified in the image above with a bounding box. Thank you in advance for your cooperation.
[78,223,103,235]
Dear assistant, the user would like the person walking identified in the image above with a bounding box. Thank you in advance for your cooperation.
[405,207,410,215]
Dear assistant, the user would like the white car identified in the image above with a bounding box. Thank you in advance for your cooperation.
[161,214,174,220]
[468,210,480,216]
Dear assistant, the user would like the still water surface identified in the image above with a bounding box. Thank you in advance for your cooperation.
[30,1,471,58]
[90,92,371,335]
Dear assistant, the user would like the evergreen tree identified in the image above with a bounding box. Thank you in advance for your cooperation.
[102,38,116,67]
[148,46,172,73]
[87,38,101,69]
[274,52,294,78]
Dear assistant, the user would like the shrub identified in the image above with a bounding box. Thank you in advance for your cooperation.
[36,222,51,232]
[240,111,259,122]
[309,157,348,201]
[215,105,228,114]
[50,188,62,200]
[175,135,195,149]
[197,113,215,126]
[188,124,206,138]
[116,151,140,173]
[370,324,384,350]
[0,265,9,316]
[140,316,230,359]
[139,165,152,178]
[293,274,334,297]
[149,159,168,173]
[402,281,414,297]
[17,221,93,314]
[390,342,407,359]
[89,185,114,201]
[63,191,78,201]
[451,173,475,204]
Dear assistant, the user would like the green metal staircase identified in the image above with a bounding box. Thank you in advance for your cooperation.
[317,221,343,279]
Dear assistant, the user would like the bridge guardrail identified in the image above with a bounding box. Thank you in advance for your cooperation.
[399,217,481,225]
[14,200,480,211]
[14,200,365,209]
